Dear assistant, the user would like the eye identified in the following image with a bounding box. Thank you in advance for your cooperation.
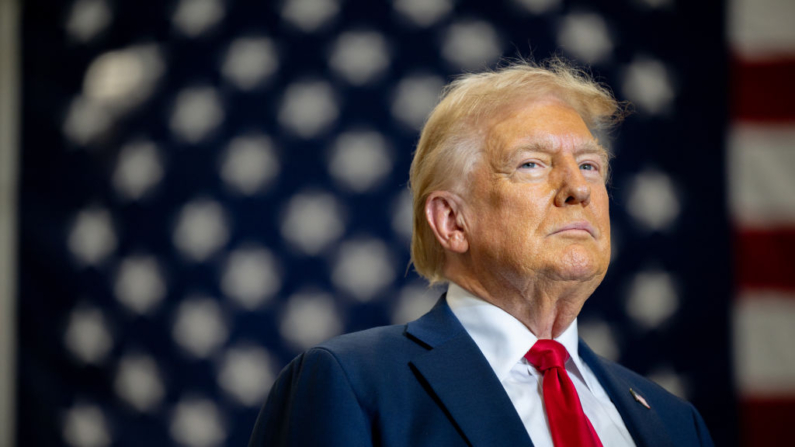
[520,161,540,169]
[579,162,598,171]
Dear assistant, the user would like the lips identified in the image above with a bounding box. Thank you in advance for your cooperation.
[550,221,597,237]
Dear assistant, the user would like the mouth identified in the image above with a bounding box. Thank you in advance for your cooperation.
[550,221,597,238]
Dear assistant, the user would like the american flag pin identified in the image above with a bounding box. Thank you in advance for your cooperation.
[630,388,651,409]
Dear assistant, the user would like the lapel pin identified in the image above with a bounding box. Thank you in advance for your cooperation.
[629,388,651,409]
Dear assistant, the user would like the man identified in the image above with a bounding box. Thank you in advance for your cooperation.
[249,59,714,447]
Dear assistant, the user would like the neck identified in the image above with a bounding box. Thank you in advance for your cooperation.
[448,267,599,339]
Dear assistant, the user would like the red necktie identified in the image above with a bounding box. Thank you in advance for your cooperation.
[524,339,604,447]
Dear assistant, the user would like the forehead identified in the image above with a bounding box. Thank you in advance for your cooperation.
[484,97,600,158]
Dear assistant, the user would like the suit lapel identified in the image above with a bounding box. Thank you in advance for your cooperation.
[406,296,534,447]
[579,341,675,447]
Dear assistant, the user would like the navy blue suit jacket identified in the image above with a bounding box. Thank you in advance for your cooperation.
[250,296,714,447]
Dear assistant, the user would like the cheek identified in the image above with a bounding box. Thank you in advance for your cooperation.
[592,189,611,228]
[475,201,539,261]
[498,197,544,234]
[592,191,612,264]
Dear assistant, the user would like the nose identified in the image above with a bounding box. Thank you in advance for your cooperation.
[554,159,591,207]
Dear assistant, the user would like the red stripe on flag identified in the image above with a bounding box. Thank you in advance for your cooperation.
[731,57,795,122]
[741,397,795,446]
[735,228,795,291]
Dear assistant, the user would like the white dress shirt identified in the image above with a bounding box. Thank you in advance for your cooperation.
[446,282,636,447]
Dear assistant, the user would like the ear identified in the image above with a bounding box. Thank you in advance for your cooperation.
[424,191,469,254]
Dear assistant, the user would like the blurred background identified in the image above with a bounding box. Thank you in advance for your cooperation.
[1,0,793,445]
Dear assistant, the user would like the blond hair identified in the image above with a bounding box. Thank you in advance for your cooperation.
[409,58,625,284]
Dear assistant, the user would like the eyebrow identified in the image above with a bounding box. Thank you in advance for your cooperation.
[501,136,608,165]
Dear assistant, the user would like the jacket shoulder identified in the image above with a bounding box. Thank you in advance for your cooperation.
[275,324,429,414]
[310,324,428,374]
[316,324,411,357]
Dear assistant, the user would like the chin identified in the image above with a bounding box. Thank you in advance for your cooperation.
[549,246,607,282]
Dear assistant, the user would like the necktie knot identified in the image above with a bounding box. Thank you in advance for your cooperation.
[524,339,569,372]
[523,339,603,447]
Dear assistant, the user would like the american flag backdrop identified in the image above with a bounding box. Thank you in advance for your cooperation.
[11,0,791,446]
[727,0,795,445]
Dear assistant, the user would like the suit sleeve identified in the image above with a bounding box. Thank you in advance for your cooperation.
[248,348,373,447]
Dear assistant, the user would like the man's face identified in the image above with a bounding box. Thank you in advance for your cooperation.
[464,97,611,286]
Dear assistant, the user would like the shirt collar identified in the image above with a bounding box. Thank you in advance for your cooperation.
[446,282,587,385]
